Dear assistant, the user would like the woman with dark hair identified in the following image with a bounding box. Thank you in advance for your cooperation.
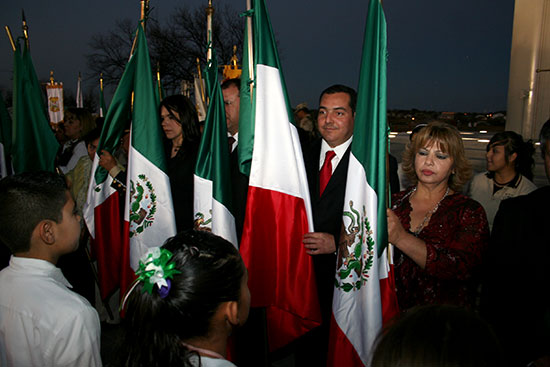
[370,305,504,367]
[159,95,202,231]
[387,122,489,311]
[469,131,537,230]
[56,108,96,174]
[120,230,250,367]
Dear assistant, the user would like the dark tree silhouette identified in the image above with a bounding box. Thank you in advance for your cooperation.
[86,3,244,95]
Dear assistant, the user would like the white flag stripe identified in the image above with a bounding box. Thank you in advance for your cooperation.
[193,175,238,247]
[251,64,313,230]
[83,156,117,238]
[127,145,176,270]
[333,154,385,364]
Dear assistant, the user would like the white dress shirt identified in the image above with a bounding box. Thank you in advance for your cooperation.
[0,256,102,367]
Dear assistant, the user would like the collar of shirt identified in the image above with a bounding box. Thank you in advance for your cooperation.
[228,132,239,152]
[319,136,353,172]
[8,256,72,288]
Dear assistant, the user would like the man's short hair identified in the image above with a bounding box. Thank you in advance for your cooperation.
[221,78,241,92]
[319,84,357,113]
[0,171,68,254]
[540,119,550,158]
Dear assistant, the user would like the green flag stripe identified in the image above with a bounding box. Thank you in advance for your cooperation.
[12,40,58,173]
[195,51,233,212]
[353,0,388,255]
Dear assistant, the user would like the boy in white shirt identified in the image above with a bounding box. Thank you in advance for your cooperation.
[0,171,102,367]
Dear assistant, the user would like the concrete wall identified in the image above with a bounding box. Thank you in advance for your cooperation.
[507,0,550,140]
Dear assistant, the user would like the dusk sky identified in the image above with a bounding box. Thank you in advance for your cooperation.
[1,0,515,113]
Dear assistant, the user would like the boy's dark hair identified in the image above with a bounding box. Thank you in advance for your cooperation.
[486,131,535,181]
[319,84,357,113]
[121,230,245,367]
[0,171,68,254]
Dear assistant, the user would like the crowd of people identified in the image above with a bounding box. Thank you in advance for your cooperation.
[1,79,549,367]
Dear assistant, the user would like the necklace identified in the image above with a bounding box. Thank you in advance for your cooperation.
[410,186,450,236]
[181,342,225,360]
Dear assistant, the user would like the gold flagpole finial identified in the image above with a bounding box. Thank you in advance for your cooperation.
[5,26,16,52]
[21,9,29,49]
[100,73,104,92]
[50,71,55,85]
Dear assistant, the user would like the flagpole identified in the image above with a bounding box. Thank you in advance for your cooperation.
[4,26,15,51]
[129,0,147,59]
[156,62,163,103]
[206,0,214,62]
[22,9,29,49]
[246,0,254,101]
[196,57,206,105]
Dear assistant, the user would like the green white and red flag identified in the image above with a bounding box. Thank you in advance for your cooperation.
[193,51,237,246]
[84,23,175,300]
[238,0,321,352]
[327,1,399,365]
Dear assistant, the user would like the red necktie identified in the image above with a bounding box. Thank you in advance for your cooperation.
[319,150,336,196]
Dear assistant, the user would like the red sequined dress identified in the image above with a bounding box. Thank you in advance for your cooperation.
[391,187,489,311]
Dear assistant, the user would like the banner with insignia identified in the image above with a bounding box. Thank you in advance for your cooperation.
[84,23,175,300]
[328,1,399,365]
[46,83,64,124]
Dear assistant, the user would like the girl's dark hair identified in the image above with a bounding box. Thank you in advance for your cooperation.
[371,305,504,367]
[159,95,201,147]
[486,131,535,180]
[121,230,245,367]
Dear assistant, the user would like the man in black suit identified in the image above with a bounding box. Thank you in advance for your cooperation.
[299,84,356,364]
[481,119,550,367]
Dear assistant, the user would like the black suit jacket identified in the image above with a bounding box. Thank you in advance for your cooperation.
[230,145,249,243]
[303,138,351,321]
[480,186,550,366]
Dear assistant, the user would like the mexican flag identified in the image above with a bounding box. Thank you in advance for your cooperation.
[84,24,175,300]
[193,51,237,246]
[238,0,321,352]
[11,39,58,174]
[327,1,399,365]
